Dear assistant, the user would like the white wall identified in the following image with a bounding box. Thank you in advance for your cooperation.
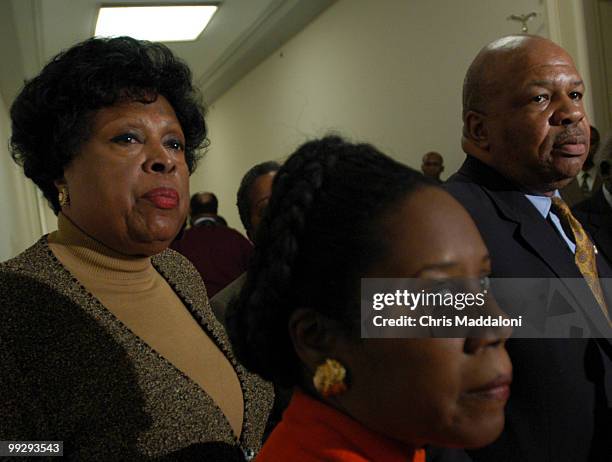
[0,93,43,261]
[192,0,552,232]
[580,0,612,136]
[546,0,596,126]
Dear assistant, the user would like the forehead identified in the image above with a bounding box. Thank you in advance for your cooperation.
[375,188,487,275]
[91,94,180,128]
[424,153,442,162]
[197,192,214,202]
[249,172,276,208]
[493,43,581,91]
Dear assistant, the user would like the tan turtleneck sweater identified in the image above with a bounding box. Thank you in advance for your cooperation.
[48,214,244,437]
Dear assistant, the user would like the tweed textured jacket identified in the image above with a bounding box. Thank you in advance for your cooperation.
[0,237,273,460]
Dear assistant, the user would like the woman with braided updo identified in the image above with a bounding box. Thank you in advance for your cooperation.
[228,136,513,461]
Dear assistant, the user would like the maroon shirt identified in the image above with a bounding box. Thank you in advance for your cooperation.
[171,224,252,298]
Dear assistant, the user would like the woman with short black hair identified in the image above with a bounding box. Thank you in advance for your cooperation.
[2,36,272,460]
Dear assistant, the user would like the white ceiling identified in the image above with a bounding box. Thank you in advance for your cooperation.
[0,0,334,110]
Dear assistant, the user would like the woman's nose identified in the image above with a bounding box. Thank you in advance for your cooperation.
[143,143,176,173]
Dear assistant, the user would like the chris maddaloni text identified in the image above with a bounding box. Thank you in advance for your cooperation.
[372,315,523,327]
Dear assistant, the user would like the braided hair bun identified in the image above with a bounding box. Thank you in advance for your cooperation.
[227,136,432,386]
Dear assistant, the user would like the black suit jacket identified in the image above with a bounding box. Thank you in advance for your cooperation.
[574,189,612,267]
[438,156,612,462]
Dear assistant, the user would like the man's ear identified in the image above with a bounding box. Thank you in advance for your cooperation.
[288,308,341,376]
[463,110,490,150]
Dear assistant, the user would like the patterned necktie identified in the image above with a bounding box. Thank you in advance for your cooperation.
[580,172,590,194]
[551,196,610,322]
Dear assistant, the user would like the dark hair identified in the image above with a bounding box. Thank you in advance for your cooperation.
[227,136,432,386]
[10,36,208,213]
[236,161,281,233]
[190,192,218,216]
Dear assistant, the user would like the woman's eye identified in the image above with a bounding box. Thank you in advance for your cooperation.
[111,133,138,144]
[166,139,185,151]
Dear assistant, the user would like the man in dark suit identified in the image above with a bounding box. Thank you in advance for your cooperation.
[561,125,602,207]
[574,153,612,265]
[440,35,612,462]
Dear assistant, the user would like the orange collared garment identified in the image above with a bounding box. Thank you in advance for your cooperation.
[256,390,426,462]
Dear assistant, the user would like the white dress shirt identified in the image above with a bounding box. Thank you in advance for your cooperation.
[525,191,576,254]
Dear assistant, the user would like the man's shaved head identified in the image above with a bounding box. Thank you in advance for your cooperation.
[463,35,568,118]
[461,34,589,193]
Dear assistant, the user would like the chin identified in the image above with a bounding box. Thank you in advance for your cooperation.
[430,409,506,450]
[539,169,579,192]
[148,229,179,251]
[125,225,181,256]
[145,215,183,239]
[453,420,505,449]
[549,177,575,191]
[146,242,173,256]
[553,158,585,179]
[154,226,181,242]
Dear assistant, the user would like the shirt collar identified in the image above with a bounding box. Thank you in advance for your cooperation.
[192,216,218,227]
[582,165,598,178]
[523,190,561,219]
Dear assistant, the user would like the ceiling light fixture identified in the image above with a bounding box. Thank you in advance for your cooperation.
[94,5,218,42]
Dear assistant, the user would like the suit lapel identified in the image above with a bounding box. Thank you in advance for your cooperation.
[454,157,612,335]
[456,157,582,278]
[512,201,583,279]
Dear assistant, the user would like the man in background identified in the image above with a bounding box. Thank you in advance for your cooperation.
[561,125,602,206]
[574,140,612,264]
[187,192,227,227]
[210,161,280,322]
[421,151,445,183]
[171,192,252,298]
[237,161,281,242]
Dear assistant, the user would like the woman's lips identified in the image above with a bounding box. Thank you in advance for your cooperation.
[143,187,179,209]
[467,373,512,402]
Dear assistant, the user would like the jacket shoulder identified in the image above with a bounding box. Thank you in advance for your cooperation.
[1,237,55,275]
[443,177,499,222]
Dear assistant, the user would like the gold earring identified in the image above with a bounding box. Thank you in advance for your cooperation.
[313,358,347,398]
[58,185,70,208]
